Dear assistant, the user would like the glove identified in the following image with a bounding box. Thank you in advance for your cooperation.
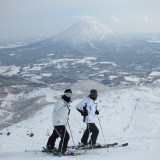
[81,111,88,116]
[95,110,99,115]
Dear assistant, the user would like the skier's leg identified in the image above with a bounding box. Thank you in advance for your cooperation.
[58,126,70,153]
[81,124,90,145]
[89,123,99,145]
[46,127,59,149]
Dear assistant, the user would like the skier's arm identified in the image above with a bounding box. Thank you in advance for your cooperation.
[76,97,88,116]
[76,98,87,111]
[95,102,99,115]
[53,100,64,114]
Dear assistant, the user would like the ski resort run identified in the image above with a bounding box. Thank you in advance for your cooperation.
[0,83,160,160]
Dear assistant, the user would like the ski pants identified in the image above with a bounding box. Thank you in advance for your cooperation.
[81,123,99,145]
[47,125,70,152]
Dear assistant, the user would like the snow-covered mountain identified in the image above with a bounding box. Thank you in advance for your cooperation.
[0,19,160,86]
[51,18,123,53]
[53,18,114,44]
[0,81,160,160]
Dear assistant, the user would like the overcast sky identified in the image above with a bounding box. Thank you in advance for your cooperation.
[0,0,160,39]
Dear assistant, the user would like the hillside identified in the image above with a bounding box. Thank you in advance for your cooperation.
[0,82,160,160]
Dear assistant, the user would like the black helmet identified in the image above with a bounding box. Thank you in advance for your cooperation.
[64,89,72,97]
[90,89,98,100]
[90,89,98,95]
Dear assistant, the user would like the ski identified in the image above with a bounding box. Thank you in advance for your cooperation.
[25,147,57,154]
[25,147,85,156]
[117,143,128,147]
[68,142,118,149]
[68,142,128,150]
[84,143,128,150]
[78,143,118,150]
[25,150,83,156]
[42,147,84,156]
[25,149,42,153]
[53,152,84,157]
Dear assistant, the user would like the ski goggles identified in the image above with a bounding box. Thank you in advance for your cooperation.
[64,92,73,98]
[91,93,98,97]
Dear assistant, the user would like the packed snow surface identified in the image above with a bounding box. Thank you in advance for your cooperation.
[0,84,160,160]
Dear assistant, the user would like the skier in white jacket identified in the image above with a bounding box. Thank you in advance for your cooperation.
[76,89,99,146]
[46,89,73,155]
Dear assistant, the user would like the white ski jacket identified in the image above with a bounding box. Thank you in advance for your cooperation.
[52,98,70,126]
[76,96,98,123]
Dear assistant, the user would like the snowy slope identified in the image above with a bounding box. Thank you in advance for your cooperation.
[0,84,160,160]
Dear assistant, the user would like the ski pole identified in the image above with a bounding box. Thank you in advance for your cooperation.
[59,113,70,156]
[87,123,93,148]
[67,121,76,148]
[97,115,107,145]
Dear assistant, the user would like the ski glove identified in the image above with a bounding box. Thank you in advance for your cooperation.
[81,111,88,116]
[95,110,99,115]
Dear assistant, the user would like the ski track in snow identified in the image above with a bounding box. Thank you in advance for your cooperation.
[0,85,160,160]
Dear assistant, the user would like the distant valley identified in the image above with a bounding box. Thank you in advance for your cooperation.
[0,19,160,88]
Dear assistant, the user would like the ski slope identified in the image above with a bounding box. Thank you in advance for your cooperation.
[0,84,160,160]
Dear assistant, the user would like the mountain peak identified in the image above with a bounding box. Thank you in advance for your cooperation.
[77,18,114,34]
[53,18,114,43]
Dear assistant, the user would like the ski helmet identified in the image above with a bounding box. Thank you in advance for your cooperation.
[90,89,98,95]
[64,89,72,98]
[90,89,98,100]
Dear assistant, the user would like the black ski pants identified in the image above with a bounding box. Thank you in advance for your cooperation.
[47,125,70,153]
[81,123,99,145]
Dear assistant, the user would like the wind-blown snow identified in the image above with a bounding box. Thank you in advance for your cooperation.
[0,84,160,160]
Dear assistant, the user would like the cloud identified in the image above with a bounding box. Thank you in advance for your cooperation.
[133,16,149,23]
[133,18,141,22]
[144,16,149,22]
[110,16,120,22]
[73,16,95,20]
